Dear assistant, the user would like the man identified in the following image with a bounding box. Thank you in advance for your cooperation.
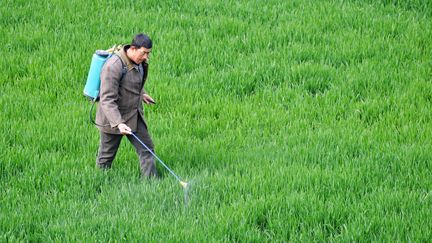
[95,33,158,177]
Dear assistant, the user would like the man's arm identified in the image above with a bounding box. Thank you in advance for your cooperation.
[141,63,155,104]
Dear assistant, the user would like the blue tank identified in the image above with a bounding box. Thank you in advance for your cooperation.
[83,50,110,100]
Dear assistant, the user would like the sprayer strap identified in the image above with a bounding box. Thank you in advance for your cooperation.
[113,53,128,82]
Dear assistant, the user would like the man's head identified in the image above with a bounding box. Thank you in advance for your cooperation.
[127,33,152,64]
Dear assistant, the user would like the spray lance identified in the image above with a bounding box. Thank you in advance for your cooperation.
[130,133,188,189]
[83,46,188,189]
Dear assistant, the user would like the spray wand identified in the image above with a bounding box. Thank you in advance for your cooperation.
[130,133,188,189]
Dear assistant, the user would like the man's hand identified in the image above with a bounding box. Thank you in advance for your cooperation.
[118,123,132,135]
[143,94,156,105]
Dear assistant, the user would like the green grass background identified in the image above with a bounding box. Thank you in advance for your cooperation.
[1,0,431,241]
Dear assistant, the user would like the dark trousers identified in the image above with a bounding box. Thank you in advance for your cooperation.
[96,117,158,177]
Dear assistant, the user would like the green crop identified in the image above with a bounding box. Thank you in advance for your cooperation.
[1,0,431,241]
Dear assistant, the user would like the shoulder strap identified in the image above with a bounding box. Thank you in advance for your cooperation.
[116,54,128,81]
[106,44,128,81]
[112,53,128,82]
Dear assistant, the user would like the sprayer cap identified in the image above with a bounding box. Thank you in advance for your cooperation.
[96,50,110,57]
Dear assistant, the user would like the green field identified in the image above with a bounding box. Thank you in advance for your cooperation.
[1,0,432,241]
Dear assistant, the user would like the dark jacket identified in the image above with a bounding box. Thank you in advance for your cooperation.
[96,46,148,134]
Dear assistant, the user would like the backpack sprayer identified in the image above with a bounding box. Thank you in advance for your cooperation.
[83,46,188,189]
[84,45,122,101]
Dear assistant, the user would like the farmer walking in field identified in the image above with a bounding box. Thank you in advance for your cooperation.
[95,33,158,177]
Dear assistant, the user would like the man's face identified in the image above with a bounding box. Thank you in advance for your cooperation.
[131,46,151,64]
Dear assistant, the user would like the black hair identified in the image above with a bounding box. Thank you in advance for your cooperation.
[131,33,152,49]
